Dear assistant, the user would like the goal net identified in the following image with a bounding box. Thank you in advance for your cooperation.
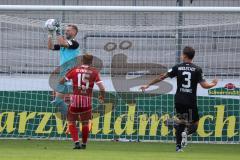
[0,6,239,143]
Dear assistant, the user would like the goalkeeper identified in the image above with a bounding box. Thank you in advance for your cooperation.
[47,20,81,118]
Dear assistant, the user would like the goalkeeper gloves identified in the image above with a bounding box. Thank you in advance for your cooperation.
[48,30,54,38]
[54,20,61,36]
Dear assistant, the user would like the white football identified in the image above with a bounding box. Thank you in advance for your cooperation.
[44,19,56,31]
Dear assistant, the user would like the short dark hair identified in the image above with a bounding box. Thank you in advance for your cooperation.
[82,53,93,65]
[67,24,78,34]
[183,46,195,59]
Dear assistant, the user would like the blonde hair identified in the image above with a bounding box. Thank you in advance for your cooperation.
[67,24,78,34]
[82,53,93,65]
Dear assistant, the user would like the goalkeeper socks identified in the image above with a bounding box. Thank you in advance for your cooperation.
[187,123,198,135]
[69,124,79,143]
[82,125,89,144]
[52,97,68,117]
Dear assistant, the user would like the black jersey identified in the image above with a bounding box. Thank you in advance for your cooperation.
[167,62,205,106]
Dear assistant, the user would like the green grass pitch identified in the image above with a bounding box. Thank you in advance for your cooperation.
[0,139,239,160]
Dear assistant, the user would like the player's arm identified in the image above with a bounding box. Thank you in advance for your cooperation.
[97,81,105,104]
[197,68,218,89]
[200,79,218,89]
[59,77,66,84]
[59,68,75,84]
[48,36,61,50]
[47,30,60,51]
[53,35,79,49]
[47,20,61,50]
[140,73,169,92]
[48,34,54,50]
[57,37,79,49]
[140,65,177,92]
[56,35,68,48]
[48,20,79,50]
[49,37,79,51]
[55,23,79,49]
[95,72,105,103]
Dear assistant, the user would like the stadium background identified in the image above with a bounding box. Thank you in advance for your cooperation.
[0,0,239,144]
[0,0,240,75]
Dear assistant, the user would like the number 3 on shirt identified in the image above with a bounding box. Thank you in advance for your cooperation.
[182,71,191,88]
[77,73,90,92]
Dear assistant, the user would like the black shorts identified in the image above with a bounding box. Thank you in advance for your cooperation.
[175,103,199,123]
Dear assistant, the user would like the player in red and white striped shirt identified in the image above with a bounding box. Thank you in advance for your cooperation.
[60,53,105,149]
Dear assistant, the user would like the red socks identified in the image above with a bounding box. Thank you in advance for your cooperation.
[68,123,89,144]
[68,124,79,143]
[82,124,89,144]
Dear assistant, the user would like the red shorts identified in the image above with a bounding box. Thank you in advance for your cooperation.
[67,95,92,122]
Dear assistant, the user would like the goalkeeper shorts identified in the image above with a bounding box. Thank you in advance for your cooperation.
[56,58,78,93]
[59,58,78,77]
[56,82,73,94]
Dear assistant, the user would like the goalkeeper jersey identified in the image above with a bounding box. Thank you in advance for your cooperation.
[54,39,80,65]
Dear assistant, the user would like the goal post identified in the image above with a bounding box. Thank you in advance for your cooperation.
[2,5,240,12]
[0,5,239,143]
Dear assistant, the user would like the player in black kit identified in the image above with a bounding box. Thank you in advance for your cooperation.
[140,46,218,152]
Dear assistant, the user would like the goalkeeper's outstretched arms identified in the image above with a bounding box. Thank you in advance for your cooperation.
[47,33,59,50]
[46,19,61,50]
[46,19,79,50]
[140,73,169,92]
[47,23,55,50]
[59,77,67,84]
[55,23,79,49]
